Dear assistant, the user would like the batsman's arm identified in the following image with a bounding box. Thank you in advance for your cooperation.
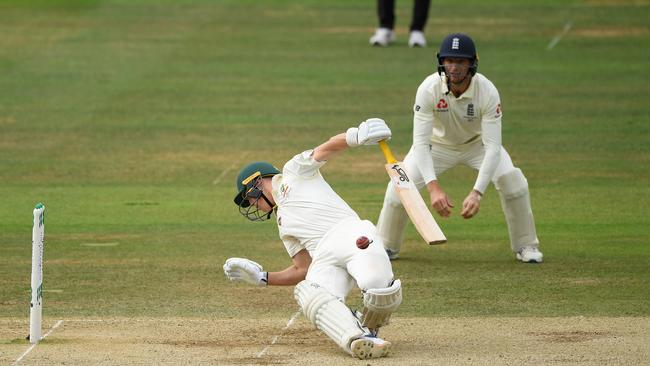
[267,249,312,286]
[312,118,392,162]
[312,133,349,162]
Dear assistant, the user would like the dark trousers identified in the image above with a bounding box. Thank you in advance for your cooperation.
[377,0,431,31]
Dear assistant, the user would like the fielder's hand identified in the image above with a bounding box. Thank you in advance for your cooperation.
[460,190,482,219]
[346,118,392,147]
[427,181,454,218]
[223,257,268,286]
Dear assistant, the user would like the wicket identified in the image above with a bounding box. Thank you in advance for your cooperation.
[29,203,45,344]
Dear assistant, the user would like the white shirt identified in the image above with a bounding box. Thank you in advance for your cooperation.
[271,150,359,258]
[412,72,503,193]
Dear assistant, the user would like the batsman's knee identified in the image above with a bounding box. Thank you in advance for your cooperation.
[294,280,337,322]
[361,279,402,331]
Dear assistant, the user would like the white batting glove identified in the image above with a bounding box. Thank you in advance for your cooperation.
[223,257,268,286]
[345,118,392,147]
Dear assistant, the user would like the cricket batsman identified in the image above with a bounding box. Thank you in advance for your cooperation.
[223,118,402,359]
[377,33,543,263]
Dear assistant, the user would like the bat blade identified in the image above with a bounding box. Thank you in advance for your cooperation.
[385,162,447,245]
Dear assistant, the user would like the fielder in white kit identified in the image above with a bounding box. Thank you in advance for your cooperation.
[377,33,543,263]
[223,118,402,360]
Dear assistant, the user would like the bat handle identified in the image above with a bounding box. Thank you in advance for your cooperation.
[378,140,397,164]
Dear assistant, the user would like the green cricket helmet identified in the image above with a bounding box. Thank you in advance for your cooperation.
[233,161,280,208]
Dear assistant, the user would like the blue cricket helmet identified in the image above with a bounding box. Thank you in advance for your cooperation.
[437,33,479,75]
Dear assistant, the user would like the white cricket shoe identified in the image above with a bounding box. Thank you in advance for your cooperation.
[350,336,391,359]
[516,246,544,263]
[408,31,427,47]
[385,249,399,260]
[369,28,395,47]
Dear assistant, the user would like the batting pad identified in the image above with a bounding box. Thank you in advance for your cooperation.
[494,168,539,252]
[362,279,402,331]
[294,280,365,351]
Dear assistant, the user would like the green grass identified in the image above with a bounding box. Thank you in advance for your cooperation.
[1,0,649,319]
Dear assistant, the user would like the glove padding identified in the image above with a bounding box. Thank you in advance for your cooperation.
[346,118,392,147]
[223,257,268,286]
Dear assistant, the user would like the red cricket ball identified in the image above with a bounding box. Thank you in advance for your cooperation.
[356,236,372,250]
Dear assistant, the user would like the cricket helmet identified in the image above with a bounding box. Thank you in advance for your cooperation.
[437,33,479,75]
[233,161,280,208]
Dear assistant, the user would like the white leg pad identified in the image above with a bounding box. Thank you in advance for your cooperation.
[294,280,365,352]
[376,182,409,256]
[494,169,539,252]
[362,279,402,331]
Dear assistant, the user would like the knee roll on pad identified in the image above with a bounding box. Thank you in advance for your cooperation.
[362,279,402,331]
[294,280,364,351]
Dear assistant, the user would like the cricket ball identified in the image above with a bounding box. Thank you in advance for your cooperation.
[356,236,371,250]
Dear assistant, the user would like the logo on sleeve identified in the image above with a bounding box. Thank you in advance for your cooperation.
[436,98,448,111]
[280,183,291,199]
[495,103,502,117]
[414,105,421,112]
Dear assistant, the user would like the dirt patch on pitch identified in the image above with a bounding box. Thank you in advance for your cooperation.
[1,316,648,365]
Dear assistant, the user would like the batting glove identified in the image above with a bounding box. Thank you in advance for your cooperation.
[346,118,392,147]
[223,257,268,286]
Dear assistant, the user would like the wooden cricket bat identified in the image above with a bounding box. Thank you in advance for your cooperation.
[379,140,447,245]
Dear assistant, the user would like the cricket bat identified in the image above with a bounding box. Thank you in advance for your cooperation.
[378,140,446,245]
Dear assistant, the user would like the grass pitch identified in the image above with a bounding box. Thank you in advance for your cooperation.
[1,0,649,364]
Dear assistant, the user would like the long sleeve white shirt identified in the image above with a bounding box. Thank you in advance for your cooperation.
[412,72,503,193]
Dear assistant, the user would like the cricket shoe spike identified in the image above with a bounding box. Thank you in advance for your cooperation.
[350,335,391,359]
[370,28,395,47]
[516,246,543,263]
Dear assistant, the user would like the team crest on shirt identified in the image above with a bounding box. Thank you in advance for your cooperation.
[436,98,448,111]
[465,103,476,122]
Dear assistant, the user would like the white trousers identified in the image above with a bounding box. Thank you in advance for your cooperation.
[306,218,394,300]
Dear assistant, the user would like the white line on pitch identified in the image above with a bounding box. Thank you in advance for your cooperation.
[13,320,64,365]
[80,242,119,247]
[256,310,301,358]
[213,153,248,185]
[547,21,572,50]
